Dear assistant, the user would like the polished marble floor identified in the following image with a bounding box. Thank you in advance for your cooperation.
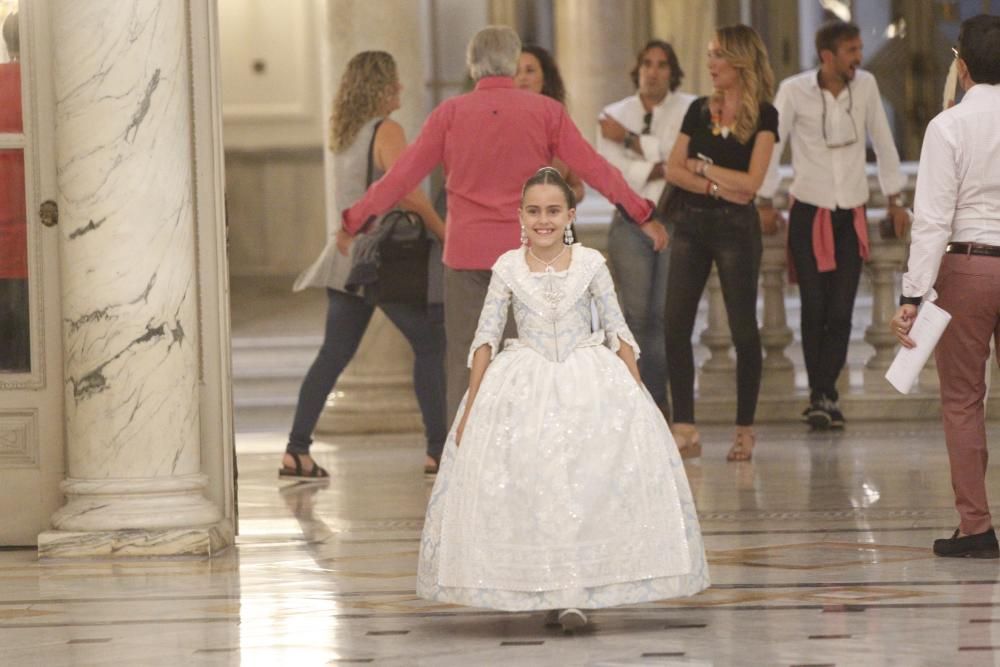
[6,423,1000,665]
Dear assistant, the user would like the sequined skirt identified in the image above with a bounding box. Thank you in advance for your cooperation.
[417,344,709,611]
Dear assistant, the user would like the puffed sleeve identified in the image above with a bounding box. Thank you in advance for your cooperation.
[589,262,641,358]
[467,270,512,367]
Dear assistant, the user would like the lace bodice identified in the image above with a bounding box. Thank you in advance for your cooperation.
[469,245,639,364]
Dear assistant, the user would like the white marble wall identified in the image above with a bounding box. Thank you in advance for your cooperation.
[46,0,218,535]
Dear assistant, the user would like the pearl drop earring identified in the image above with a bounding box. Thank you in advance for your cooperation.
[564,225,574,245]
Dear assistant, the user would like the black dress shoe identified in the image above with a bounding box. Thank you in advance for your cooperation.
[933,528,1000,558]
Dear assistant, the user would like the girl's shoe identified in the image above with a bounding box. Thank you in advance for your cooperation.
[726,427,755,462]
[558,608,588,632]
[671,423,702,459]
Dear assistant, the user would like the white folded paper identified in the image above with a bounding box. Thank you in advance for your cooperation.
[885,301,952,394]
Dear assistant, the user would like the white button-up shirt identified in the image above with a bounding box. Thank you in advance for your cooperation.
[760,69,906,209]
[596,91,695,202]
[902,83,1000,300]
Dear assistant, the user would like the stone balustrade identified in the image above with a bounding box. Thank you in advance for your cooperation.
[579,162,997,423]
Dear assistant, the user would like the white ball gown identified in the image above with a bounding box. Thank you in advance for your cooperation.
[417,245,709,611]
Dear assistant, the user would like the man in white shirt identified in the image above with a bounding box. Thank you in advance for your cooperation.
[891,14,1000,559]
[759,21,908,430]
[596,40,694,430]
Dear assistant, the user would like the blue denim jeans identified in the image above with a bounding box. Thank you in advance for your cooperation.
[608,213,672,409]
[287,289,447,462]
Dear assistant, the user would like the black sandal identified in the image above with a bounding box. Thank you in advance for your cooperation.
[278,452,330,481]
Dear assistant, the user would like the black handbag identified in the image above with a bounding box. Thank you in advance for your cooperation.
[653,183,680,224]
[363,120,432,305]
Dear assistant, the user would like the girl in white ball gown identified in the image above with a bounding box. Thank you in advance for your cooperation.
[417,167,709,631]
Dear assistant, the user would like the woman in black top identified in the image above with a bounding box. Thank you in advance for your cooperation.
[664,24,777,462]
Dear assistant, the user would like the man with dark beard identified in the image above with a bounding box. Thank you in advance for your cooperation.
[758,20,908,430]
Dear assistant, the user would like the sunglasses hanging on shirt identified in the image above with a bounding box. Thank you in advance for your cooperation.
[820,80,859,149]
[641,111,653,135]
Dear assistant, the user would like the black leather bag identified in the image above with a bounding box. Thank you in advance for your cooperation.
[653,183,680,224]
[364,120,431,305]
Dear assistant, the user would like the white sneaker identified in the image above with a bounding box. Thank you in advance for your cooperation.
[558,608,588,632]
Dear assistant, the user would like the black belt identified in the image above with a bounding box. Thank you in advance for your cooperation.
[945,242,1000,258]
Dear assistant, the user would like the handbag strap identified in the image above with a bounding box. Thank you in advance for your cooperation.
[366,119,386,189]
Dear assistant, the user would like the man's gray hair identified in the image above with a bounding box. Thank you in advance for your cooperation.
[466,26,521,80]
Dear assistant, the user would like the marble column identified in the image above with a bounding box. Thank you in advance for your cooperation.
[314,1,430,435]
[554,0,645,142]
[489,0,521,27]
[649,0,718,96]
[38,0,225,558]
[759,230,795,392]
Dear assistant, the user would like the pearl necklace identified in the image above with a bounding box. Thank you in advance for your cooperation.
[527,245,568,274]
[527,246,569,308]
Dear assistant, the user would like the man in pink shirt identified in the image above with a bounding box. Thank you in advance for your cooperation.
[342,26,662,423]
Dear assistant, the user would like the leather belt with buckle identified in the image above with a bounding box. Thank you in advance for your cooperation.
[945,242,1000,258]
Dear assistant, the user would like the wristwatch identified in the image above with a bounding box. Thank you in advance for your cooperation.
[624,131,639,151]
[899,295,922,307]
[888,193,907,207]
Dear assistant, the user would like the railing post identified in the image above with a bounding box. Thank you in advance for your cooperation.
[759,230,795,393]
[698,268,736,391]
[863,216,908,389]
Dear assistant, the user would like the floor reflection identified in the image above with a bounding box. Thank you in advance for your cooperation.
[4,422,1000,665]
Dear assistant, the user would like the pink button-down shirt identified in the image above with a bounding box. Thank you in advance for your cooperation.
[343,77,653,270]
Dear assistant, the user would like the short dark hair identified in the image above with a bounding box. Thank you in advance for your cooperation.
[815,20,860,57]
[958,14,1000,85]
[520,45,566,105]
[630,40,684,92]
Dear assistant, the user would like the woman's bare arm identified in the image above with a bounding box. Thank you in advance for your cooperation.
[688,130,776,195]
[375,120,446,241]
[665,133,711,195]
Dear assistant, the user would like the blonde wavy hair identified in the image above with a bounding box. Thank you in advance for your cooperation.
[329,51,398,153]
[711,25,775,144]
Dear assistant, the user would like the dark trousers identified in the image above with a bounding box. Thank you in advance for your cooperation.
[443,268,517,425]
[288,289,447,462]
[665,203,762,426]
[787,201,863,402]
